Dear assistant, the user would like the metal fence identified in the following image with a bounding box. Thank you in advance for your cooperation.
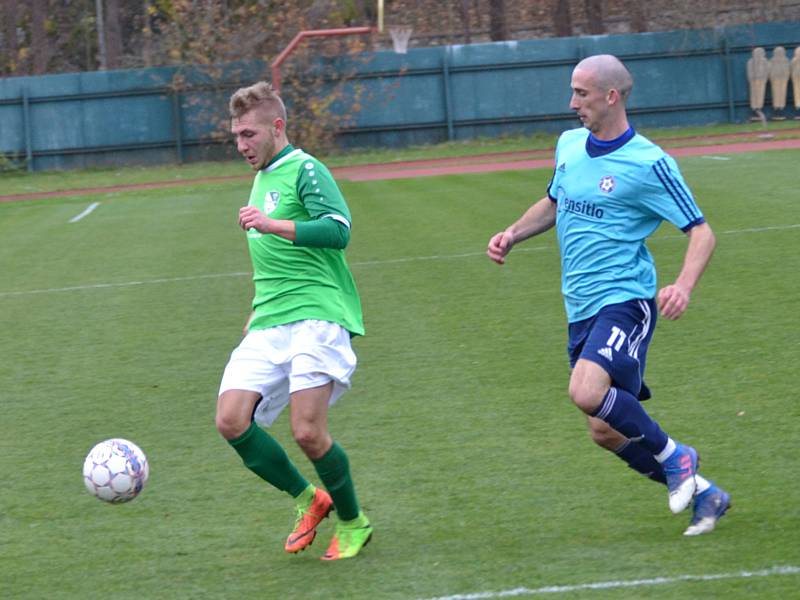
[1,21,797,172]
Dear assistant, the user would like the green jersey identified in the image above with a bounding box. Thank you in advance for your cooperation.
[245,145,364,335]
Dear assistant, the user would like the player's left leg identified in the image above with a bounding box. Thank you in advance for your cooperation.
[587,416,730,534]
[290,383,372,560]
[587,416,666,484]
[569,300,698,514]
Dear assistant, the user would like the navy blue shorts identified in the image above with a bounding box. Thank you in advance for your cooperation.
[567,298,657,401]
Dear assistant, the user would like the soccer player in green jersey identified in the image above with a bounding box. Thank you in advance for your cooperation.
[215,81,372,560]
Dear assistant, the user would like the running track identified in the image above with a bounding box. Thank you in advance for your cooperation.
[2,136,800,203]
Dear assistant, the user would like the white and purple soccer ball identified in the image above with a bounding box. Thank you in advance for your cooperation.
[83,438,149,503]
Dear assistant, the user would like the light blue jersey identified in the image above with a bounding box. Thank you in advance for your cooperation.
[547,127,704,323]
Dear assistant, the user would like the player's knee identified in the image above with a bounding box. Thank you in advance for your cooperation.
[215,410,249,441]
[292,422,328,458]
[568,380,603,414]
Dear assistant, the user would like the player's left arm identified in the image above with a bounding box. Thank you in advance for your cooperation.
[657,222,716,320]
[237,159,351,248]
[641,154,716,320]
[293,158,352,249]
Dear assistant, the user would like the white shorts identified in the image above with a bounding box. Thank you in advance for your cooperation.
[218,319,357,427]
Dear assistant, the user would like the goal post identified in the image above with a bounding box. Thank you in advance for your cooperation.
[270,26,376,93]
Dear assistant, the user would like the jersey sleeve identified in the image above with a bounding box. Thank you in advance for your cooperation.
[546,133,566,202]
[296,157,352,229]
[295,218,350,249]
[640,154,705,232]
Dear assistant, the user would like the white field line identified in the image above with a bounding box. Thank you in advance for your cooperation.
[0,272,249,298]
[351,246,549,267]
[0,223,797,299]
[418,565,800,600]
[700,155,732,160]
[68,202,100,223]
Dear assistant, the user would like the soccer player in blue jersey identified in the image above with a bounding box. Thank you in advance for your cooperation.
[487,54,730,536]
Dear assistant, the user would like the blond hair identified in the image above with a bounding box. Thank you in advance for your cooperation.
[229,81,288,121]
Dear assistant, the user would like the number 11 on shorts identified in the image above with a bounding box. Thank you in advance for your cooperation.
[607,326,626,351]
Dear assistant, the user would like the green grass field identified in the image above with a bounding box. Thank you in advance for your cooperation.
[1,145,799,599]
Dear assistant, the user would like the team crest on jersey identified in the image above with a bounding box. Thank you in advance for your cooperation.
[264,191,280,213]
[598,175,615,193]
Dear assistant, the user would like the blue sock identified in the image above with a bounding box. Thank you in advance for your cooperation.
[592,387,669,455]
[615,439,667,485]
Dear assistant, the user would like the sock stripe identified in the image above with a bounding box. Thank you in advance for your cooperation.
[595,387,617,420]
[614,438,632,455]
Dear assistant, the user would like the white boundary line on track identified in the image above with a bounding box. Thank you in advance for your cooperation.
[1,223,798,299]
[68,202,100,223]
[418,565,800,600]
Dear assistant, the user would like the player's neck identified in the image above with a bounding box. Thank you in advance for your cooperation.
[592,118,630,141]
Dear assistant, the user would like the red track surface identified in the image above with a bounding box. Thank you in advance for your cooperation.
[2,136,800,203]
[333,138,800,181]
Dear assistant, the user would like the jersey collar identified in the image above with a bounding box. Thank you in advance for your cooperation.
[586,127,635,158]
[264,144,300,172]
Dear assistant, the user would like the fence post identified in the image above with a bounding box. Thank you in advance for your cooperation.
[442,46,454,141]
[172,89,184,164]
[721,30,735,123]
[22,89,34,172]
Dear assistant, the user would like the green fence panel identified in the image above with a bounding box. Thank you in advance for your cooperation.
[0,21,797,171]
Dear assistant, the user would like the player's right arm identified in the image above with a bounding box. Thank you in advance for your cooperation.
[487,196,556,265]
[243,311,256,335]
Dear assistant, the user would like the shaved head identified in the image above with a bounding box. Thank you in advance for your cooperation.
[569,54,632,138]
[574,55,633,101]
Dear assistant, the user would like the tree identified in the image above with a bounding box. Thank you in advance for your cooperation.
[488,0,507,41]
[459,0,472,44]
[552,0,573,38]
[104,0,123,69]
[30,0,50,74]
[627,1,648,33]
[583,0,605,35]
[1,0,20,75]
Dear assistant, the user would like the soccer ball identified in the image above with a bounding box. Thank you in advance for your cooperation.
[83,438,149,503]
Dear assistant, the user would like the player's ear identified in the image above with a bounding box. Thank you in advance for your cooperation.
[273,117,285,136]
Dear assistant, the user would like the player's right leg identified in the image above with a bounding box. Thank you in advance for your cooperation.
[569,300,698,513]
[216,389,311,498]
[217,390,328,553]
[684,480,731,536]
[574,370,698,513]
[588,417,730,534]
[217,328,325,553]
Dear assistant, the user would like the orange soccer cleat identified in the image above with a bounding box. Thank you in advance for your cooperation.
[284,487,333,553]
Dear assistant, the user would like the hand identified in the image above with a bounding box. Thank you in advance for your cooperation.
[657,284,691,320]
[238,205,271,233]
[487,231,514,264]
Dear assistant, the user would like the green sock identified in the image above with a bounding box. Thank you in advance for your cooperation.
[312,441,361,521]
[228,422,309,498]
[340,511,369,528]
[296,483,316,507]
